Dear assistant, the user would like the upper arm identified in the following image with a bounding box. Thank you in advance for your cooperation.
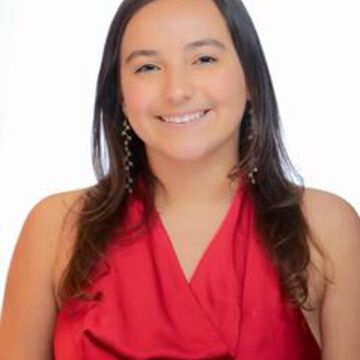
[0,190,83,359]
[303,189,360,359]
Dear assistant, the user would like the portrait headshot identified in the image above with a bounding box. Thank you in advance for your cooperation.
[1,0,359,358]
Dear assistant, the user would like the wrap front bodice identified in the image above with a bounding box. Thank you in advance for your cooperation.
[53,180,321,359]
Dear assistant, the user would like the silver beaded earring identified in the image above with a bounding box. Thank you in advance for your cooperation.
[121,118,134,194]
[248,167,258,185]
[246,104,259,185]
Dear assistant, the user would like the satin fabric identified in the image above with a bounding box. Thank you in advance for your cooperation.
[53,180,321,359]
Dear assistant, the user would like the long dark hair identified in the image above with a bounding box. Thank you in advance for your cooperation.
[57,0,325,309]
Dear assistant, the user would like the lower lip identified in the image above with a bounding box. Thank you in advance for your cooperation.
[156,110,212,128]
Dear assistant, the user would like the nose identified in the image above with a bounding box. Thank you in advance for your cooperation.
[163,66,195,104]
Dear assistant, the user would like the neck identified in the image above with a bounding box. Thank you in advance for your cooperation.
[146,149,242,211]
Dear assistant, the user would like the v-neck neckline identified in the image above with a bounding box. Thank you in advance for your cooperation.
[154,182,244,287]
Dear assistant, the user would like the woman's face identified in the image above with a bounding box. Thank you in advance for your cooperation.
[120,0,249,163]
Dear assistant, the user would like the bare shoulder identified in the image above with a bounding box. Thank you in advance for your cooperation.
[40,188,89,299]
[301,187,359,225]
[23,187,88,237]
[30,187,88,272]
[300,186,360,284]
[36,186,88,218]
[301,187,360,262]
[38,187,88,235]
[0,187,88,359]
[301,187,360,358]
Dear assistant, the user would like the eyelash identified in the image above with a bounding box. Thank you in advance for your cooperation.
[134,56,217,74]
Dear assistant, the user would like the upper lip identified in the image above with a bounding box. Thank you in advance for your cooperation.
[158,108,210,118]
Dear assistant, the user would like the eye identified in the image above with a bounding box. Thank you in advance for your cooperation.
[195,55,217,64]
[134,64,159,74]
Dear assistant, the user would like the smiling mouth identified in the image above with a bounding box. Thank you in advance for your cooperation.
[156,109,211,124]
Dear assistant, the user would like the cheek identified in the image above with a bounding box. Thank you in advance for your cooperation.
[120,77,158,144]
[206,67,247,117]
[122,81,153,118]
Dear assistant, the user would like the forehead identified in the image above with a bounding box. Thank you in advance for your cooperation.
[121,0,232,54]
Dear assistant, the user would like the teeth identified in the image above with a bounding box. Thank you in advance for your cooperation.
[161,110,207,124]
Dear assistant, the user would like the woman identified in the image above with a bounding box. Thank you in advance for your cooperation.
[1,0,359,358]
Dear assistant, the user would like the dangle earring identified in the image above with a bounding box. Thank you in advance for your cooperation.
[248,167,258,185]
[121,117,134,194]
[246,104,259,185]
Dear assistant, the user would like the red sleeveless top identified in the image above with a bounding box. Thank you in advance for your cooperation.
[53,179,321,359]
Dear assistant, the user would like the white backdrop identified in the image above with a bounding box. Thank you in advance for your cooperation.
[1,0,359,309]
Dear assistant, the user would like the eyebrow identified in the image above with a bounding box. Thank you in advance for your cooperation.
[124,38,226,64]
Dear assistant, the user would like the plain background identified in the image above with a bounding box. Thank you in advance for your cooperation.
[1,0,359,309]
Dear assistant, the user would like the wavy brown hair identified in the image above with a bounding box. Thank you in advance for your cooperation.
[57,0,325,309]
